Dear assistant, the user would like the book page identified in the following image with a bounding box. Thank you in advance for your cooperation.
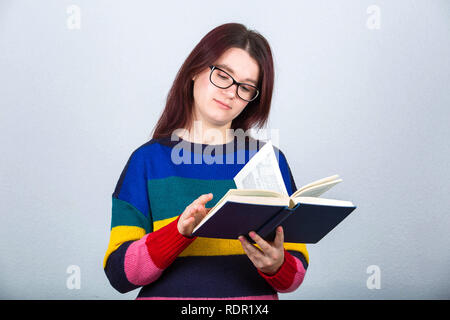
[234,140,289,196]
[293,196,355,207]
[293,178,342,198]
[227,189,288,198]
[295,174,340,194]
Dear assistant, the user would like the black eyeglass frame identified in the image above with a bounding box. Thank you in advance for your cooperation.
[208,65,260,102]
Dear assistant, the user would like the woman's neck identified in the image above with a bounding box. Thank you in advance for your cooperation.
[179,120,235,145]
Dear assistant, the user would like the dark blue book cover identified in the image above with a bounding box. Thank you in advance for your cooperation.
[262,202,357,243]
[192,200,356,243]
[192,201,287,240]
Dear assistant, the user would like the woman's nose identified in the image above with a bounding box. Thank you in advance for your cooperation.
[222,84,238,98]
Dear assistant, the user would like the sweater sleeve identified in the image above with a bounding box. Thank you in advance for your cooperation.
[257,250,307,293]
[103,147,195,293]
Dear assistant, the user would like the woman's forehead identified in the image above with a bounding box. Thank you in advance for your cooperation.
[214,48,260,83]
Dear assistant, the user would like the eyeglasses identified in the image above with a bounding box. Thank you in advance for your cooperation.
[209,65,260,102]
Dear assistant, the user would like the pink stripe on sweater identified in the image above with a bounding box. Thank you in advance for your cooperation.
[276,256,306,293]
[136,294,278,300]
[124,234,163,286]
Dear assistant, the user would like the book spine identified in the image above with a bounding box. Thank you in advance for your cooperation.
[255,205,298,242]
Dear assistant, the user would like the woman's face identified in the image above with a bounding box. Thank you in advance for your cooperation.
[191,47,260,129]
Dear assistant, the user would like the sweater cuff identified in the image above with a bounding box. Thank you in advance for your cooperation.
[257,250,297,291]
[145,216,197,269]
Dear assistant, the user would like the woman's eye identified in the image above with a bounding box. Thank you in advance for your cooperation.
[218,74,228,79]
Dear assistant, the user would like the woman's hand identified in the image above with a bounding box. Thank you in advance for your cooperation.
[177,193,213,237]
[238,226,285,275]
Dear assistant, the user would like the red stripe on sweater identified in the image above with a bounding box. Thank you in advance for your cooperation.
[145,216,196,269]
[257,249,299,291]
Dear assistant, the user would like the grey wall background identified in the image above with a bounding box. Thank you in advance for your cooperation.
[0,0,449,299]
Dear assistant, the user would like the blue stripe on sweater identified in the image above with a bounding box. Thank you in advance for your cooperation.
[104,241,139,294]
[121,138,295,195]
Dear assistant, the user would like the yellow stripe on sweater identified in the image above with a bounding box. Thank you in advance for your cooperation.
[153,217,309,263]
[103,225,146,268]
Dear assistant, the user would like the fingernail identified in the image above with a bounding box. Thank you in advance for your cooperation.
[249,231,255,237]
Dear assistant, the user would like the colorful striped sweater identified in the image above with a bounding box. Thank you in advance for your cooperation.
[103,135,309,299]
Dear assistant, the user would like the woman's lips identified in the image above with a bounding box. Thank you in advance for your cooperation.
[214,99,231,109]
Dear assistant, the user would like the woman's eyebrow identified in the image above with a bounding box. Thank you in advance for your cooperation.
[215,64,258,85]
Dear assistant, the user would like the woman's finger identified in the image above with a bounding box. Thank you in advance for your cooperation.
[182,216,195,228]
[248,231,272,254]
[273,226,284,250]
[239,236,263,258]
[184,205,196,219]
[193,205,207,220]
[194,193,213,206]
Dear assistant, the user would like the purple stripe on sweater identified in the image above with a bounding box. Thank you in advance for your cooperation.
[136,294,278,300]
[276,255,306,293]
[124,234,163,286]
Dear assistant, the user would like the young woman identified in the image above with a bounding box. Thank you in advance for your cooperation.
[103,23,309,300]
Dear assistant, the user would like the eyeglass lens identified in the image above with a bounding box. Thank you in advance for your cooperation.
[211,68,258,101]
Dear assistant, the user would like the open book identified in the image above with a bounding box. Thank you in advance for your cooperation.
[192,141,357,243]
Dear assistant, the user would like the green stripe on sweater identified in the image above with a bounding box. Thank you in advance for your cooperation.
[148,176,236,222]
[111,197,152,232]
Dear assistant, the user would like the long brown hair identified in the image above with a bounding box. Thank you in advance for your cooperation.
[151,23,275,140]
